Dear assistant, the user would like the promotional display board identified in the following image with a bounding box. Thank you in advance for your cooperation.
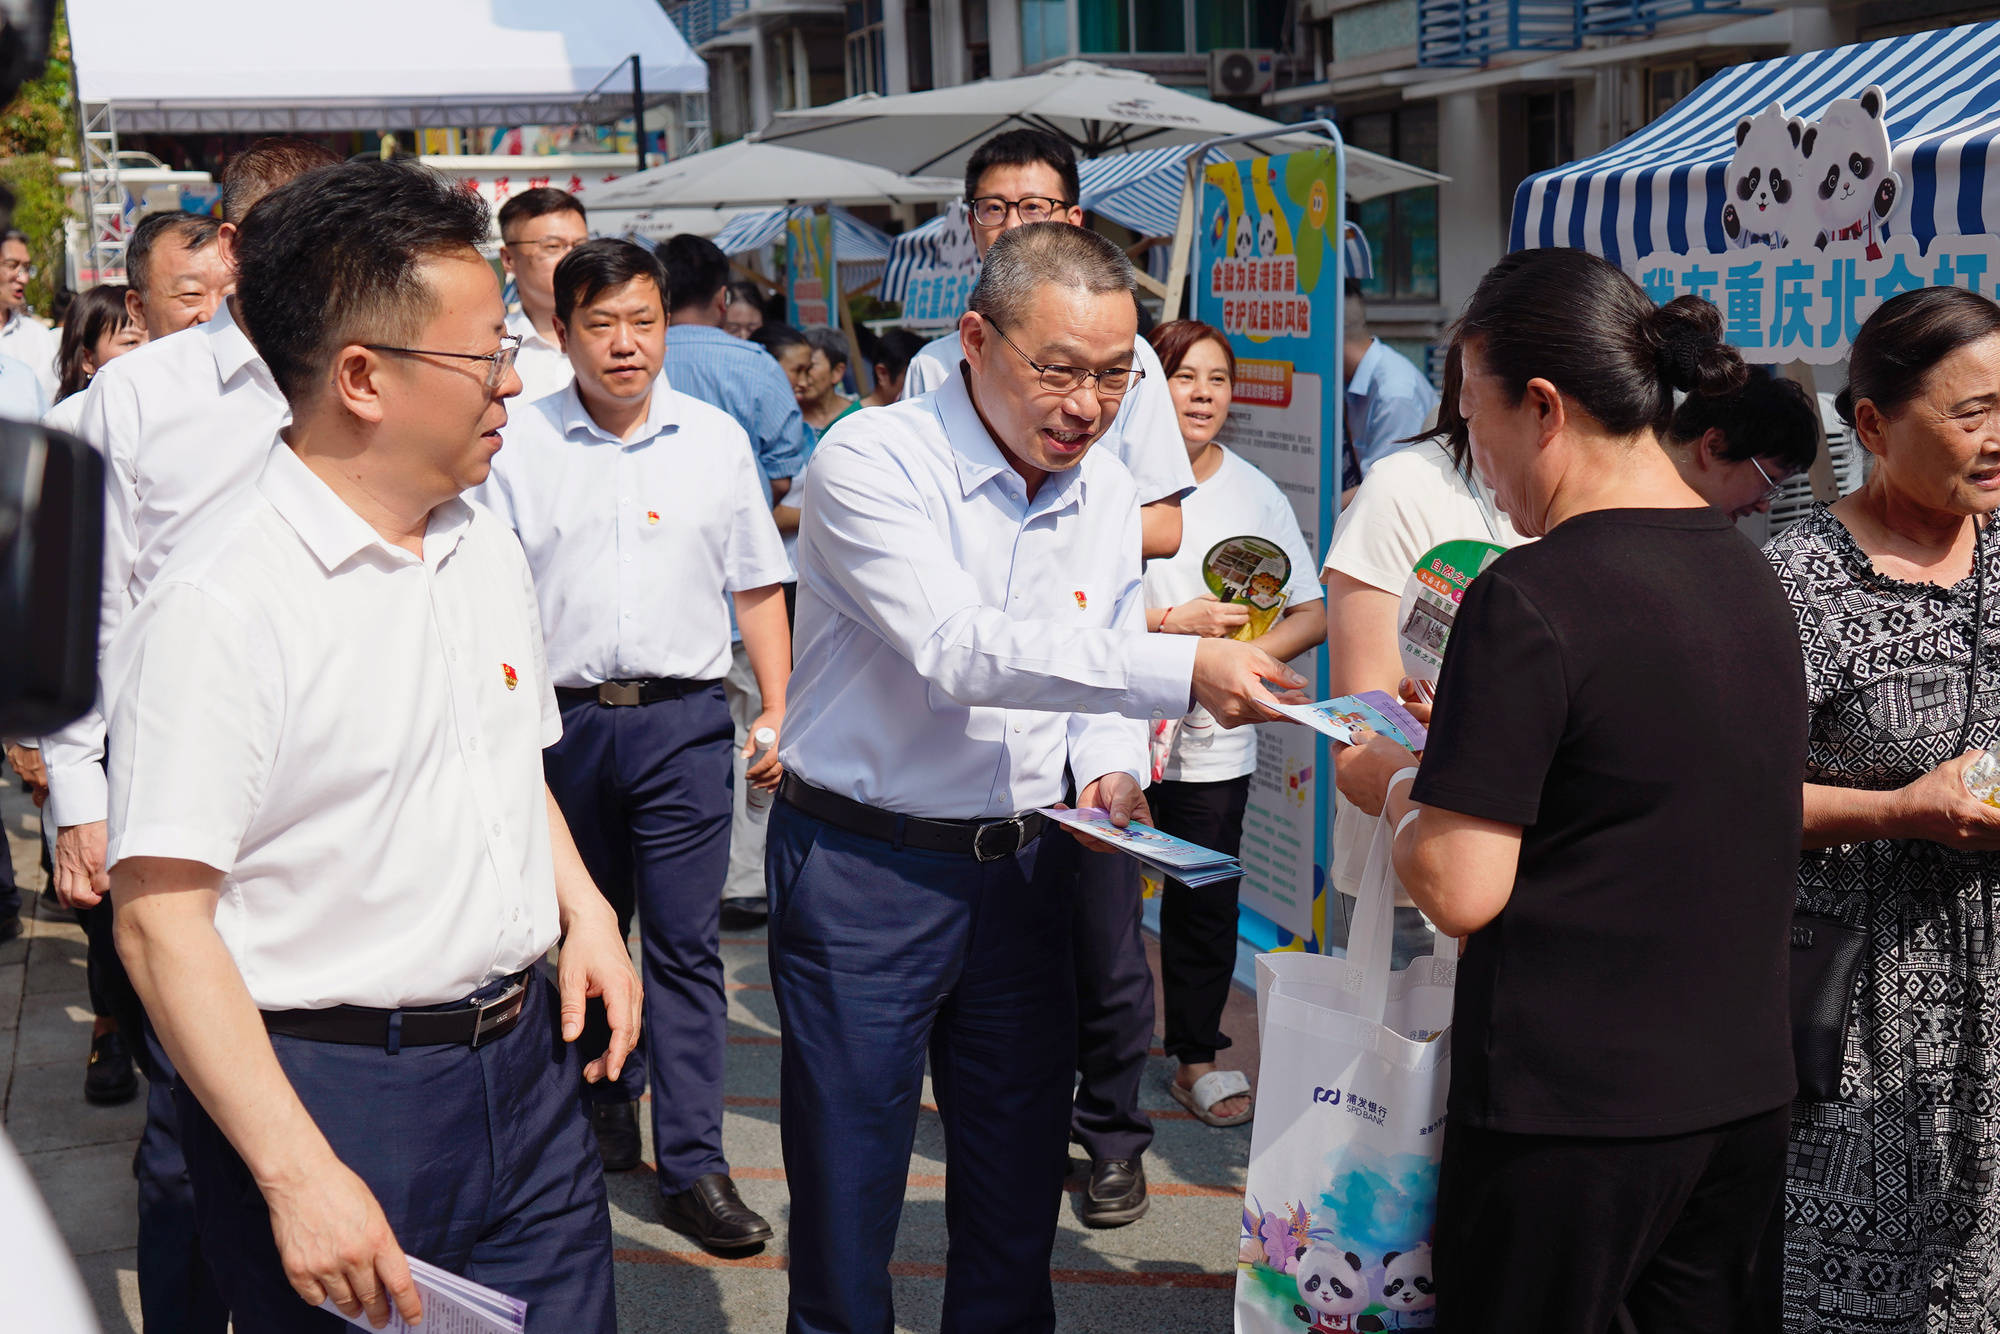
[786,211,835,329]
[1194,147,1343,947]
[893,201,982,329]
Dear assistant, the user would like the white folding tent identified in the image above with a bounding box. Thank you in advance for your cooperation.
[583,139,962,212]
[67,0,706,131]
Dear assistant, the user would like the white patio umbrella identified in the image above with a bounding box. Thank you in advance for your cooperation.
[754,60,1442,197]
[583,138,962,211]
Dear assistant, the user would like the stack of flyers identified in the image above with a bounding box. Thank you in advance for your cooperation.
[321,1256,525,1333]
[1038,807,1243,888]
[1270,689,1429,750]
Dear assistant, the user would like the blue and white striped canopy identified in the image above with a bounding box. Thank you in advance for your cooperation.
[1078,144,1231,237]
[709,205,893,264]
[1511,21,2000,266]
[879,208,957,304]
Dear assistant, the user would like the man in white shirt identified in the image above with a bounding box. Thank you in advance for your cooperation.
[40,133,342,1334]
[772,222,1302,1333]
[0,229,57,401]
[476,238,791,1252]
[897,128,1196,1224]
[498,187,588,402]
[119,209,231,341]
[107,159,638,1333]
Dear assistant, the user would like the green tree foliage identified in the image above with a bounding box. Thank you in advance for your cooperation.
[0,12,75,314]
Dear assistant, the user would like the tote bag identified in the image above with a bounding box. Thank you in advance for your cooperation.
[1235,813,1454,1334]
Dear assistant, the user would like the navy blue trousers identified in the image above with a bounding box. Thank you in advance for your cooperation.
[766,798,1080,1334]
[1068,847,1155,1164]
[544,686,734,1194]
[177,970,615,1333]
[137,1021,229,1334]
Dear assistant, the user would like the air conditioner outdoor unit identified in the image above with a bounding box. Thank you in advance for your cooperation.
[1210,49,1276,99]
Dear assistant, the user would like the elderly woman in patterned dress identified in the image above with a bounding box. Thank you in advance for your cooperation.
[1765,285,2000,1333]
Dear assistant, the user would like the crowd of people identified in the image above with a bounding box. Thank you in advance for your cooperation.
[0,110,1992,1334]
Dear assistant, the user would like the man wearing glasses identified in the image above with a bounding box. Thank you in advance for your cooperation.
[105,160,636,1332]
[771,223,1303,1332]
[476,239,791,1253]
[497,187,589,402]
[0,228,58,401]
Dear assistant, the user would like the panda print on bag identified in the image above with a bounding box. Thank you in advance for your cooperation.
[1801,85,1902,257]
[1376,1245,1436,1329]
[1292,1244,1381,1333]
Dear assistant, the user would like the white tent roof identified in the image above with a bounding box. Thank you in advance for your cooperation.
[68,0,706,132]
[585,139,962,211]
[756,61,1335,179]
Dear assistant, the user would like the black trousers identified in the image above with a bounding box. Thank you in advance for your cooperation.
[1435,1105,1789,1333]
[1148,775,1250,1066]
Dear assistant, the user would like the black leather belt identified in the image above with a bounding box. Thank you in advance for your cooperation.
[778,773,1047,862]
[261,970,531,1049]
[556,677,722,708]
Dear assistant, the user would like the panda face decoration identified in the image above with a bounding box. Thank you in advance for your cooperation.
[1294,1244,1371,1321]
[1380,1245,1437,1316]
[1800,85,1902,250]
[1258,209,1278,257]
[1721,103,1804,249]
[1234,210,1257,261]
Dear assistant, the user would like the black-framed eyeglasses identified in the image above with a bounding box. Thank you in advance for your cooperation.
[985,318,1142,397]
[967,195,1073,228]
[362,334,521,390]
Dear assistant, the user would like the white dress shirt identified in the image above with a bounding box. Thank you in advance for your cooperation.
[506,307,574,404]
[784,375,1198,821]
[475,379,791,686]
[0,309,59,403]
[901,328,1196,508]
[0,351,48,421]
[40,303,288,827]
[41,387,90,441]
[105,441,562,1011]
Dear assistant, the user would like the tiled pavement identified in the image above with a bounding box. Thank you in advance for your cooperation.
[0,772,1261,1332]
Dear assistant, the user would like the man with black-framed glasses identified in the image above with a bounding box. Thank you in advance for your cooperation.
[497,187,589,401]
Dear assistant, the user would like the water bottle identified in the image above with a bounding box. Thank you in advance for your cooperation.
[1966,745,2000,807]
[746,726,779,813]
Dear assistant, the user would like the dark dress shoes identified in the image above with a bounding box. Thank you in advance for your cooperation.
[590,1100,643,1172]
[660,1172,774,1251]
[1080,1157,1149,1228]
[84,1029,139,1106]
[718,897,769,931]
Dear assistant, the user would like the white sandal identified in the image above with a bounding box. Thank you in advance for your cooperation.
[1169,1068,1254,1127]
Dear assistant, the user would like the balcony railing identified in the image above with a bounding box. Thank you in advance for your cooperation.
[1417,0,1582,67]
[665,0,751,48]
[1579,0,1762,35]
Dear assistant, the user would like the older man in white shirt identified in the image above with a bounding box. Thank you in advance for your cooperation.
[772,222,1301,1334]
[107,160,637,1333]
[0,229,57,401]
[476,237,791,1252]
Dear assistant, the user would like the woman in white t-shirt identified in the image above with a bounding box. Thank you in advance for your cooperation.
[1321,343,1527,959]
[1142,319,1326,1128]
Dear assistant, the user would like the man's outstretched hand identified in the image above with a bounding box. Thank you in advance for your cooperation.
[1191,639,1308,728]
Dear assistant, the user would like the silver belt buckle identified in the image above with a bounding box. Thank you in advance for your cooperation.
[598,681,643,707]
[469,980,527,1049]
[972,816,1027,863]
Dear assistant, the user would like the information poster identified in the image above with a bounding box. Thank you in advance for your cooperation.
[896,202,981,329]
[786,210,834,329]
[1195,148,1343,948]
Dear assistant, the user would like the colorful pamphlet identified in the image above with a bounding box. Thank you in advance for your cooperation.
[1203,535,1291,642]
[1270,689,1429,750]
[321,1256,525,1333]
[1398,538,1509,679]
[1037,807,1243,888]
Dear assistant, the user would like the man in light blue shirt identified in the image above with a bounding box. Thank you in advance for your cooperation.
[476,239,791,1254]
[1341,281,1440,497]
[0,349,48,420]
[770,223,1302,1334]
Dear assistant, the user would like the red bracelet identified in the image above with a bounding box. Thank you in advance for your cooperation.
[1159,605,1174,632]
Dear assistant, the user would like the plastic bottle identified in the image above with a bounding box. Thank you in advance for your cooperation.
[1966,745,2000,807]
[746,726,779,813]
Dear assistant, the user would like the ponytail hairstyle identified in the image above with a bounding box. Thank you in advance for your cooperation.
[1454,248,1746,437]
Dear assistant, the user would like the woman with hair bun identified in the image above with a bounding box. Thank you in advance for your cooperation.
[1764,285,2000,1333]
[1340,247,1807,1330]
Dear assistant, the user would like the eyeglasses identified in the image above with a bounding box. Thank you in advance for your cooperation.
[362,334,521,390]
[985,318,1142,397]
[1749,456,1790,506]
[502,237,580,260]
[0,260,35,280]
[967,195,1072,228]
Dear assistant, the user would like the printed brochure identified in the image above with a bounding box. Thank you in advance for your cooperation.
[1271,689,1428,750]
[1038,807,1243,888]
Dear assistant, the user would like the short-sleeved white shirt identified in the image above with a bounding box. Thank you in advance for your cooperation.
[104,440,563,1011]
[1320,439,1527,896]
[1142,448,1322,782]
[505,307,573,403]
[0,309,58,403]
[901,328,1196,508]
[474,379,792,686]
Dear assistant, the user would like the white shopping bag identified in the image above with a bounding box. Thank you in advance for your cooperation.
[1235,813,1454,1334]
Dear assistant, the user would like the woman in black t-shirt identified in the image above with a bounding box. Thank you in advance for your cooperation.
[1338,247,1806,1333]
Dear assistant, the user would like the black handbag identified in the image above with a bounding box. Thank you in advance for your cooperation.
[1789,913,1865,1101]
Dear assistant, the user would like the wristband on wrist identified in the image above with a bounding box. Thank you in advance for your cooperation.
[1159,605,1175,632]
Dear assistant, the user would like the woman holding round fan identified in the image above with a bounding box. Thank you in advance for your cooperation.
[1141,318,1325,1129]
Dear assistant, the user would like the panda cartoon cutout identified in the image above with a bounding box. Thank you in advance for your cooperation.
[1376,1246,1436,1330]
[1292,1245,1377,1333]
[1235,209,1259,261]
[1801,85,1902,258]
[1722,103,1803,250]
